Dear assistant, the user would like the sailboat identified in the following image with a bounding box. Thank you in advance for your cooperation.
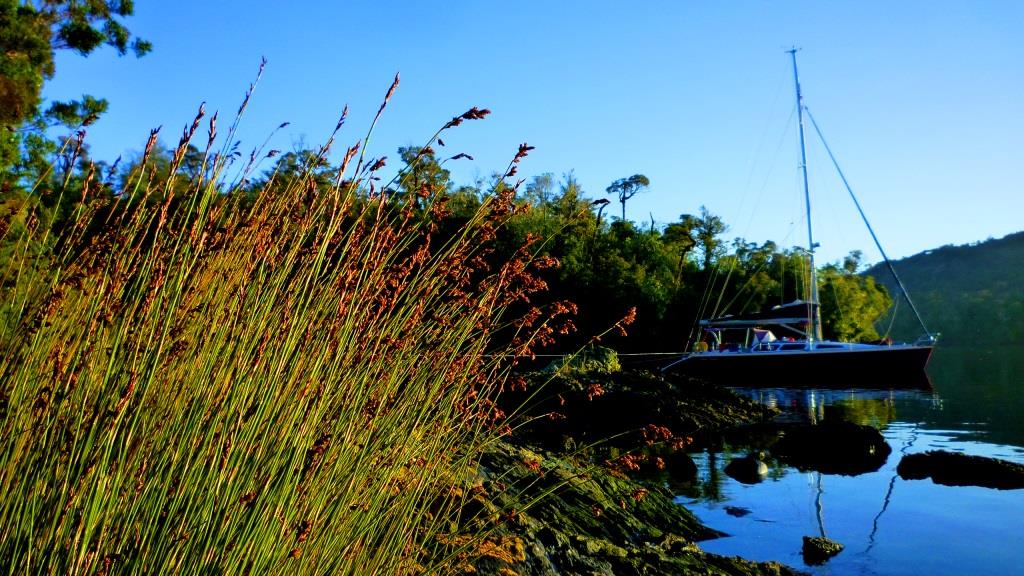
[665,50,936,388]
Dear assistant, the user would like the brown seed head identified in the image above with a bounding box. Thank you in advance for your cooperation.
[335,105,349,131]
[461,107,491,121]
[239,492,257,508]
[208,111,218,146]
[296,520,312,543]
[513,142,535,164]
[374,73,401,120]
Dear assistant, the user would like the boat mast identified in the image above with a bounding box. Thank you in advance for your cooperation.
[788,48,823,342]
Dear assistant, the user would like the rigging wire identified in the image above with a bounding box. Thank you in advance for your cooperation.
[827,275,846,337]
[720,254,771,314]
[734,63,793,234]
[687,139,800,347]
[685,262,728,350]
[804,107,935,342]
[739,106,799,242]
[865,420,921,553]
[882,297,900,340]
[685,61,797,351]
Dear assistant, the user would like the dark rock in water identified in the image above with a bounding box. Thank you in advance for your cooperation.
[722,422,788,451]
[724,505,752,517]
[773,420,891,476]
[802,536,843,565]
[897,450,1024,490]
[667,450,698,480]
[725,453,770,484]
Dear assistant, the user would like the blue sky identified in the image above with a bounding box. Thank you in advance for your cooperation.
[44,1,1023,264]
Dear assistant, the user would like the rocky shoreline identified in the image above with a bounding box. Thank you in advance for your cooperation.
[446,352,1024,575]
[457,362,807,575]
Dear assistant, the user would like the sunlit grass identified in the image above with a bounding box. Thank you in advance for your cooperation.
[0,73,549,574]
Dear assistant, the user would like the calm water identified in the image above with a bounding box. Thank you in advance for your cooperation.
[681,346,1024,575]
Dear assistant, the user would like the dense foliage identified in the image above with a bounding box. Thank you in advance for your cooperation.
[355,153,895,353]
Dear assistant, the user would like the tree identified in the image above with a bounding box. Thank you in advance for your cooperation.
[819,260,892,342]
[684,206,726,271]
[605,174,648,221]
[396,146,450,200]
[523,172,555,208]
[1,0,150,190]
[247,148,333,194]
[1,0,53,127]
[1,0,150,123]
[662,215,698,258]
[662,214,699,289]
[842,249,863,274]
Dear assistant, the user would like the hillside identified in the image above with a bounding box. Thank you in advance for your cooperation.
[865,231,1024,345]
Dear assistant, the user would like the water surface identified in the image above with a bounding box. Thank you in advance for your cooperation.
[681,346,1024,575]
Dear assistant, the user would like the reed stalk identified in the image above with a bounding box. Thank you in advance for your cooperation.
[0,78,543,574]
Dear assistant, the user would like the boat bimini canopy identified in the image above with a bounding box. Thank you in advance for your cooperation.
[699,300,818,329]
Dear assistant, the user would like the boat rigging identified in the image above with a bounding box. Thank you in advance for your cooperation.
[665,49,937,388]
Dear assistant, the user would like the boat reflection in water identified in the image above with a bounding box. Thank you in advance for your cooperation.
[730,385,940,426]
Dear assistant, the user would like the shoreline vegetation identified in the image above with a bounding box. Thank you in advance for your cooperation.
[0,71,813,572]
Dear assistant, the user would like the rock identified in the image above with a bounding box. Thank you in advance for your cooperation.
[801,535,844,565]
[725,506,752,517]
[773,420,891,475]
[666,450,698,480]
[725,453,770,484]
[897,450,1024,490]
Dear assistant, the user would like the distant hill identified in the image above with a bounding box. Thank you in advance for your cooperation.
[864,231,1024,345]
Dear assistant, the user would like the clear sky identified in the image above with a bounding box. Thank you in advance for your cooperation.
[43,1,1023,265]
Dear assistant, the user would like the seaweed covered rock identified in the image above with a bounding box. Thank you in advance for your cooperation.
[897,450,1024,490]
[464,441,806,576]
[543,345,622,376]
[801,536,843,565]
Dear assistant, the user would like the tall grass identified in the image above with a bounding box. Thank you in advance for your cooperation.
[0,74,549,574]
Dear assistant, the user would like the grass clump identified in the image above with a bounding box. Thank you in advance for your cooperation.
[545,345,621,376]
[0,75,553,574]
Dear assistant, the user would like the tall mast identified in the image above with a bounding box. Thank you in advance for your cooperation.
[788,48,822,342]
